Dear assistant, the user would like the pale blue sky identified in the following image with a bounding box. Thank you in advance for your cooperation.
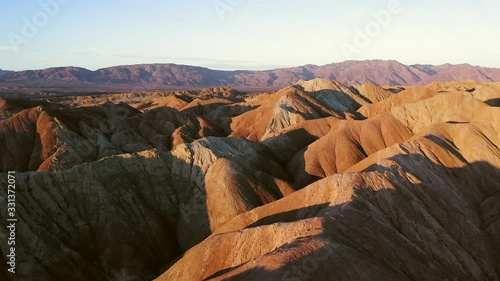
[0,0,498,71]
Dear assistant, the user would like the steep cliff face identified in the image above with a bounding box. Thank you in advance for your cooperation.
[0,80,499,281]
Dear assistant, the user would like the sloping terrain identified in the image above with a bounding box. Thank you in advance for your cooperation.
[0,88,250,172]
[2,60,500,93]
[0,79,499,281]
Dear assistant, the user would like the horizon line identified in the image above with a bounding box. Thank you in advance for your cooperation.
[1,59,497,73]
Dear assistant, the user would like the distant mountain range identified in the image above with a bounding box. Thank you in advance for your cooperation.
[1,60,500,92]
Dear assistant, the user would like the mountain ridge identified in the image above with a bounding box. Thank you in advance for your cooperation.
[2,60,500,92]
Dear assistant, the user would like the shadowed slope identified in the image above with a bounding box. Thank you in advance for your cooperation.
[357,85,440,118]
[0,100,226,172]
[158,122,500,281]
[229,85,356,141]
[352,83,395,103]
[0,80,498,281]
[286,113,414,188]
[230,88,324,141]
[0,138,292,281]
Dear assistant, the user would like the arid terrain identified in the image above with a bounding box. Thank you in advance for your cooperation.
[2,60,500,94]
[0,77,499,281]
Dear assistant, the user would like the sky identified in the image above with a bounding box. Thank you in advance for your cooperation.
[0,0,499,71]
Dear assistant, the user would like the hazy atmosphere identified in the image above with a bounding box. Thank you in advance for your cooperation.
[1,0,499,70]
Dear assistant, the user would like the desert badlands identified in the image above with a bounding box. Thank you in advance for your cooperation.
[0,76,499,280]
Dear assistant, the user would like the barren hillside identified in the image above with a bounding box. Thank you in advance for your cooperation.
[0,79,499,281]
[2,60,500,94]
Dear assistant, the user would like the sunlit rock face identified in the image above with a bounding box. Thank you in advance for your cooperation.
[1,80,499,281]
